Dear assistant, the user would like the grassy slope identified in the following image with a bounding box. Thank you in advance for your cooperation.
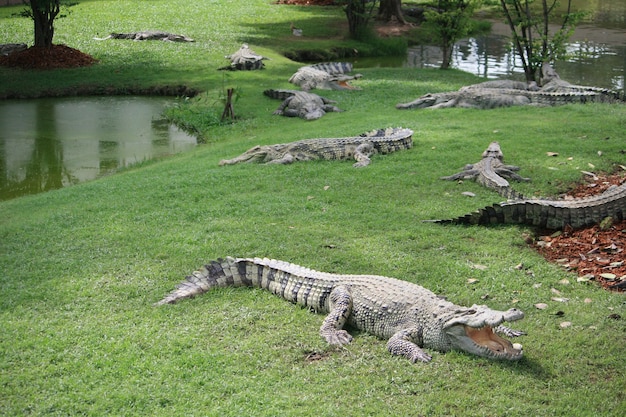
[1,1,625,416]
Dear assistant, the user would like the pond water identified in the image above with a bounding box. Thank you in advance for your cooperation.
[356,1,626,93]
[0,96,196,201]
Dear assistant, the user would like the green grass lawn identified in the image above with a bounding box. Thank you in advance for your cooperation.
[1,1,625,416]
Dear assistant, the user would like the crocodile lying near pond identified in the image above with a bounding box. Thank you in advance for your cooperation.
[93,31,195,42]
[263,89,343,120]
[289,62,363,90]
[429,179,626,230]
[540,63,624,100]
[219,44,268,71]
[155,256,525,362]
[396,65,623,110]
[219,127,413,167]
[396,88,620,110]
[441,142,530,200]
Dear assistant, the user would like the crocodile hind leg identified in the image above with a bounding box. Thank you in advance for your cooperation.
[319,286,354,345]
[387,327,432,363]
[352,142,375,167]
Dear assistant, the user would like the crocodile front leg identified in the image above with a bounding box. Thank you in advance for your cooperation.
[319,286,354,345]
[494,168,531,182]
[387,327,432,363]
[352,142,375,167]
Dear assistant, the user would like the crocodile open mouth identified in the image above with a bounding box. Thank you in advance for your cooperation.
[464,325,523,360]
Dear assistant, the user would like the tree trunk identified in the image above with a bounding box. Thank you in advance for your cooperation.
[31,0,60,48]
[344,0,377,39]
[378,0,407,24]
[440,42,452,69]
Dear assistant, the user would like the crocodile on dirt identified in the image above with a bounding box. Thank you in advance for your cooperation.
[93,30,195,42]
[219,127,413,167]
[0,43,27,56]
[219,44,268,71]
[429,179,626,230]
[263,89,343,121]
[441,142,530,200]
[289,62,363,90]
[155,256,525,362]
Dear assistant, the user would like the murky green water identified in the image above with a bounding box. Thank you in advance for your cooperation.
[355,0,626,92]
[0,96,196,201]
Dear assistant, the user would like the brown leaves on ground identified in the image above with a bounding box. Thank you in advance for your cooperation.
[533,172,626,292]
[0,44,97,70]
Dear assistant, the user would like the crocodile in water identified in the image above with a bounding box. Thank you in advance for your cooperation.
[263,89,343,121]
[430,179,626,230]
[219,44,268,71]
[289,62,363,90]
[441,142,530,200]
[155,257,525,362]
[93,31,195,42]
[219,127,413,167]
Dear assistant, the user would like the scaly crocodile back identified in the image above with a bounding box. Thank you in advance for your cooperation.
[307,62,354,75]
[270,127,414,160]
[432,181,626,229]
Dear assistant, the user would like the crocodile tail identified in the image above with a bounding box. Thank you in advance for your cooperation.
[155,257,255,305]
[263,89,295,100]
[497,187,525,200]
[426,203,508,226]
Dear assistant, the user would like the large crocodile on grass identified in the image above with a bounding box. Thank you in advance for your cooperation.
[540,63,624,100]
[441,141,530,200]
[429,179,626,230]
[93,30,195,42]
[289,62,363,90]
[396,65,623,110]
[219,127,413,167]
[396,88,620,110]
[219,44,268,71]
[263,89,344,121]
[155,256,525,362]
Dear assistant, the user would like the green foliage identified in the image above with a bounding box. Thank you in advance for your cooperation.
[422,0,484,68]
[498,0,587,82]
[1,1,625,416]
[339,0,380,39]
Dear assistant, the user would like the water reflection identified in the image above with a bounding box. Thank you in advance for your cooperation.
[0,96,196,200]
[399,24,625,93]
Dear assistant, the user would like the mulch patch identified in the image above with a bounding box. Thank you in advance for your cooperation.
[0,44,97,70]
[532,172,626,292]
